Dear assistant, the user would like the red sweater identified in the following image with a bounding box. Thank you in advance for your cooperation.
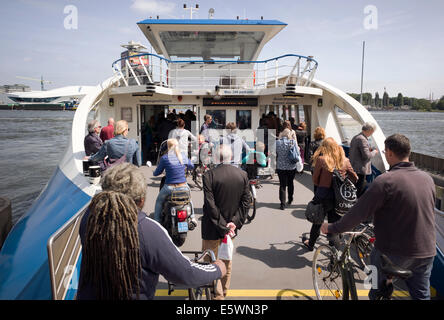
[99,125,114,142]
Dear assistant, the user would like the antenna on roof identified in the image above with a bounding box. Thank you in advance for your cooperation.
[183,3,199,19]
[208,8,215,19]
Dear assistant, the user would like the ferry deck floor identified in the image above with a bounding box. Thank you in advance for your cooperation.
[140,166,413,300]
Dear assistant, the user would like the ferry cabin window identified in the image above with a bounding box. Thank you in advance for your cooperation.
[206,110,226,129]
[159,31,265,61]
[236,110,251,129]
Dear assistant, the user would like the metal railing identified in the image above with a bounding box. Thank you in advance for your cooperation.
[111,53,318,90]
[411,152,444,175]
[47,204,89,300]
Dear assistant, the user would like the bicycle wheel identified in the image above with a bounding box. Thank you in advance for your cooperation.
[192,167,203,190]
[246,198,256,222]
[246,187,256,222]
[312,244,344,300]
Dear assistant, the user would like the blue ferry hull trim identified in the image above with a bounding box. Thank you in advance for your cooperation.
[0,167,90,299]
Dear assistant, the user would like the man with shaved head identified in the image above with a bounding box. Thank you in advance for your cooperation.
[100,117,115,142]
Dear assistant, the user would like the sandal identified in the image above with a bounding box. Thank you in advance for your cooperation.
[301,236,314,251]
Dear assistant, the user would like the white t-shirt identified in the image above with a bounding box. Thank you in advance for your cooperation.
[169,128,198,154]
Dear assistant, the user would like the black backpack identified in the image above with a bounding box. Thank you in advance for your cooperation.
[332,169,357,216]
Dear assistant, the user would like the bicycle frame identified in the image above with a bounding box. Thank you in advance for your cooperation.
[338,237,359,300]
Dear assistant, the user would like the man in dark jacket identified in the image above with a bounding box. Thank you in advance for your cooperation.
[84,120,103,156]
[321,134,436,300]
[202,144,251,300]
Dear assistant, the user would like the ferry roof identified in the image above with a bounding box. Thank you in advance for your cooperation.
[137,19,287,25]
[137,19,287,60]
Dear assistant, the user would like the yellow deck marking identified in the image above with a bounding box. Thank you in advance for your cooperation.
[155,289,419,298]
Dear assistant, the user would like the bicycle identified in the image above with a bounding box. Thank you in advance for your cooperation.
[242,163,264,223]
[192,162,214,190]
[167,249,217,300]
[191,142,214,190]
[312,226,412,300]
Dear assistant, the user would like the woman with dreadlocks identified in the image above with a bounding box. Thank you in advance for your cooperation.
[79,191,141,299]
[78,163,225,300]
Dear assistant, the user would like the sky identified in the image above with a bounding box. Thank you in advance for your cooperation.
[0,0,443,99]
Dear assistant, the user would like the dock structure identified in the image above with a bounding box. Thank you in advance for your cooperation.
[140,166,418,300]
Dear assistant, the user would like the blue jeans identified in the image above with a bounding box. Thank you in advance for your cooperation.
[154,184,194,223]
[369,248,435,300]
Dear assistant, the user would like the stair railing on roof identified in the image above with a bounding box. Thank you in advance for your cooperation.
[111,53,318,90]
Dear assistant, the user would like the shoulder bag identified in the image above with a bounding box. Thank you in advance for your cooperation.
[103,139,130,171]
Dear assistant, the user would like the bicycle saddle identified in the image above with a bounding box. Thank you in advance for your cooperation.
[380,254,413,280]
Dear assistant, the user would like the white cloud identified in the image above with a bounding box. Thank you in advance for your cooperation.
[130,0,176,15]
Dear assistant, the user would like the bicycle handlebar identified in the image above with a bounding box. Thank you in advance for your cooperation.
[197,249,217,263]
[182,249,217,263]
[342,228,368,236]
[340,225,370,246]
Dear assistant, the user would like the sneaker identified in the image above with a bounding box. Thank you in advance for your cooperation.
[189,217,198,230]
[280,203,285,210]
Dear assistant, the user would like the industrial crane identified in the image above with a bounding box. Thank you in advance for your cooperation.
[15,76,52,91]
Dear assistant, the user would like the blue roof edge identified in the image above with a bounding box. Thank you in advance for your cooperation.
[137,19,287,25]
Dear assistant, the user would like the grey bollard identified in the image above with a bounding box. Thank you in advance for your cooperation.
[0,197,12,250]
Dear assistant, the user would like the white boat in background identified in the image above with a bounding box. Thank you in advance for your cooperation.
[0,16,442,300]
[3,86,95,110]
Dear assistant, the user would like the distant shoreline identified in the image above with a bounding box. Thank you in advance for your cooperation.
[368,108,444,113]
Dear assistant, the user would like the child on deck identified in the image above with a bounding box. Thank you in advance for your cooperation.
[241,141,267,179]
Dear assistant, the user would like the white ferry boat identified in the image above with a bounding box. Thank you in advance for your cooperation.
[3,86,94,111]
[0,17,442,300]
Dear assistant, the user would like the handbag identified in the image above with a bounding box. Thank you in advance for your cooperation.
[218,235,234,261]
[304,200,326,224]
[288,140,300,164]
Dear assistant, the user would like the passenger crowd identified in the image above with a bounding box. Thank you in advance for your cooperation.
[79,113,436,301]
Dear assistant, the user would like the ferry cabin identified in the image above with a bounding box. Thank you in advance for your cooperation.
[95,18,388,173]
